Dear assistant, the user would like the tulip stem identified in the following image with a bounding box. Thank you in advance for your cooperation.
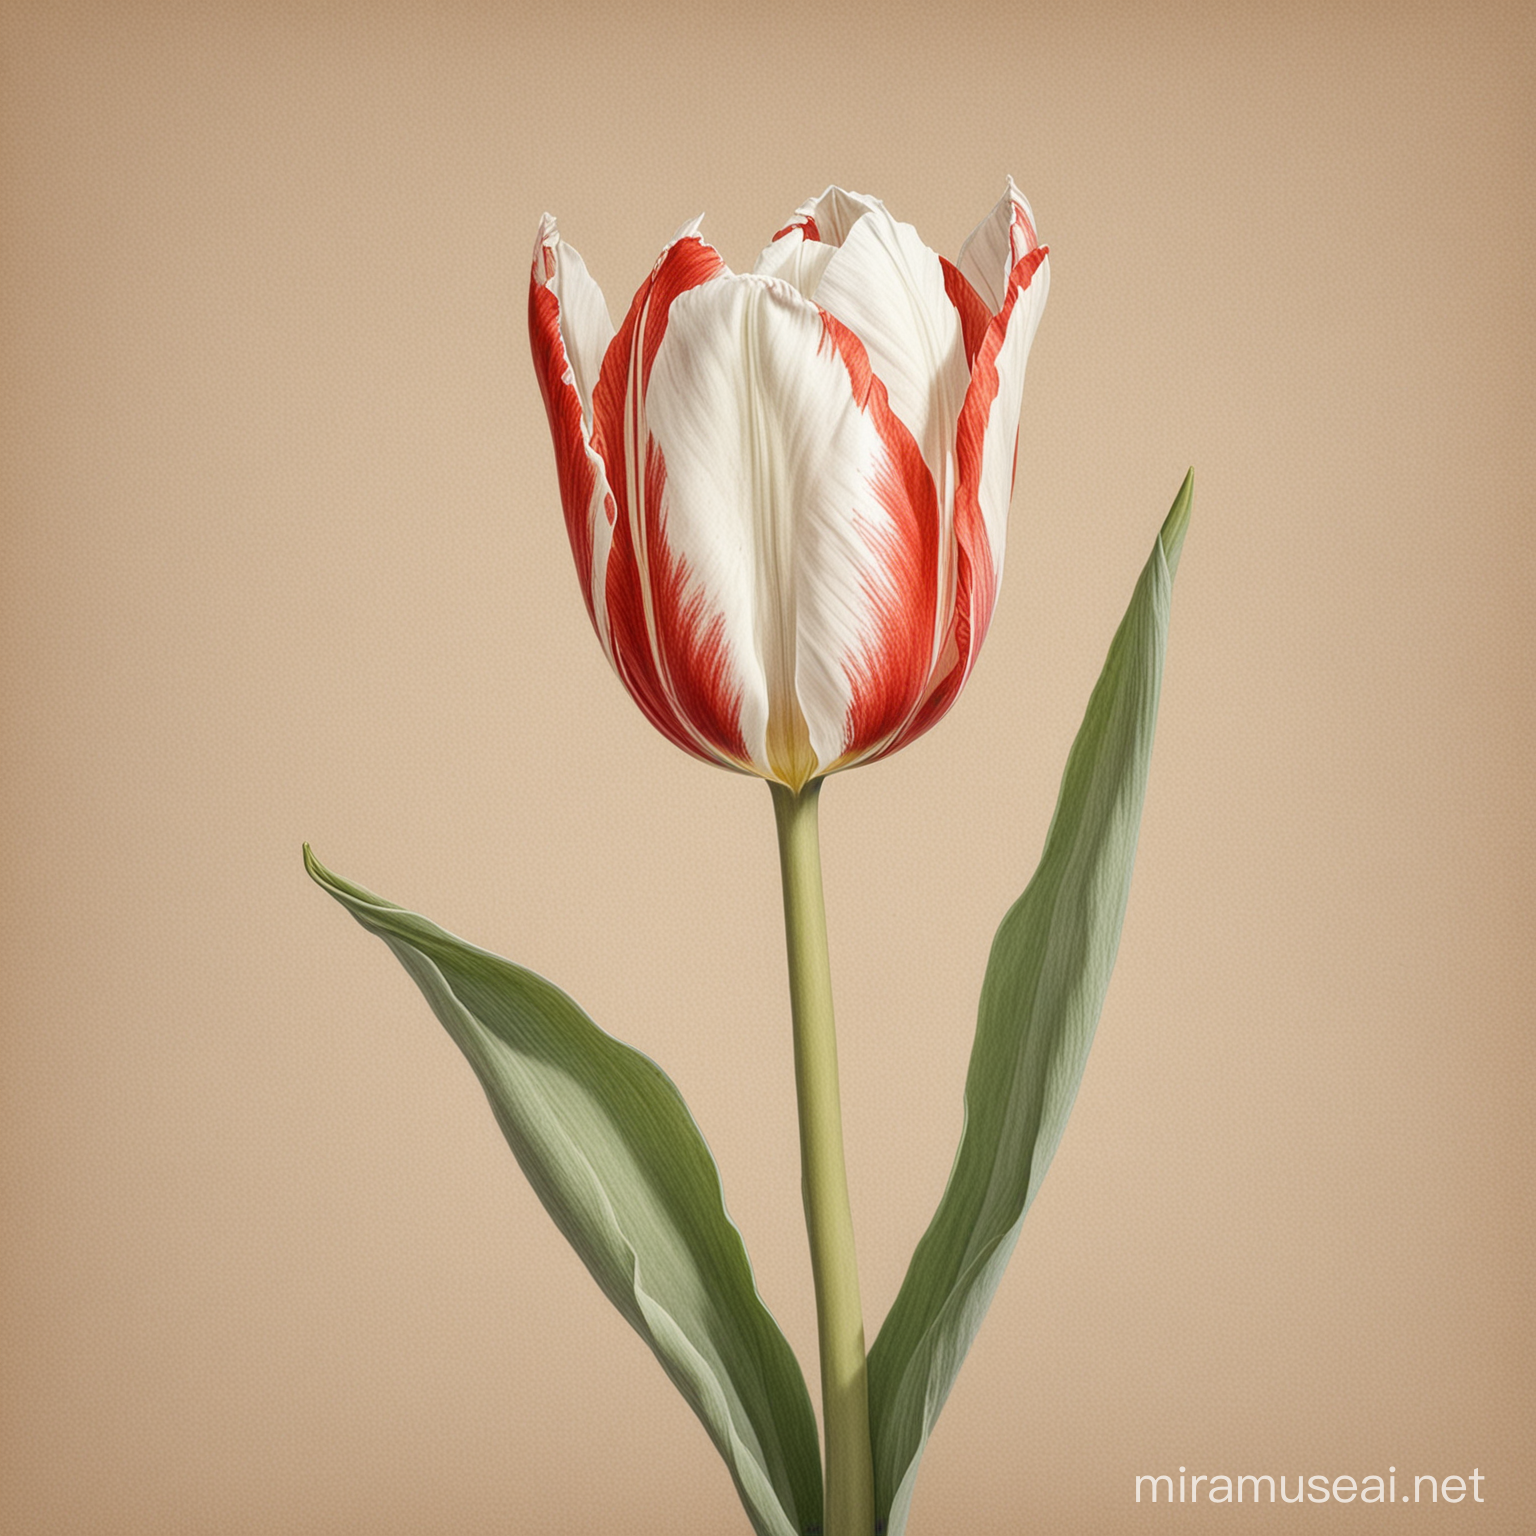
[770,779,875,1536]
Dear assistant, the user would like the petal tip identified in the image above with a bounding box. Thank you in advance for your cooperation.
[532,212,560,280]
[667,212,706,246]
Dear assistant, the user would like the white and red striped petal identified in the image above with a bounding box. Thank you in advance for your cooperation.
[875,212,1049,762]
[644,275,939,786]
[960,243,1050,600]
[533,216,614,423]
[589,232,738,770]
[529,215,619,659]
[812,207,970,499]
[957,177,1042,314]
[879,243,1048,764]
[811,205,971,667]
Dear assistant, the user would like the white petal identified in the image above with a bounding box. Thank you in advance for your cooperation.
[957,177,1041,314]
[644,275,920,783]
[751,229,837,300]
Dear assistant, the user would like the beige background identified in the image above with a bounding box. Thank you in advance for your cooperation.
[3,2,1532,1532]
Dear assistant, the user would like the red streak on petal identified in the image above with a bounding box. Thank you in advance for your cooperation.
[641,441,751,764]
[591,236,725,510]
[940,256,991,365]
[881,603,972,757]
[772,214,822,243]
[591,237,750,770]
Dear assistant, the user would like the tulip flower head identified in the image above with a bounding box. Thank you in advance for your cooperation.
[530,183,1048,790]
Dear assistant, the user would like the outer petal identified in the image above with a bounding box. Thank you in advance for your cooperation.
[643,274,940,787]
[962,244,1049,593]
[533,216,614,423]
[529,215,619,658]
[587,233,743,771]
[877,240,1049,761]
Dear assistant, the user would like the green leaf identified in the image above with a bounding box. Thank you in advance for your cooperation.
[868,472,1192,1536]
[304,848,823,1536]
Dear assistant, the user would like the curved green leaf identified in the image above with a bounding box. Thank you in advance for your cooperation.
[304,848,823,1536]
[868,473,1192,1536]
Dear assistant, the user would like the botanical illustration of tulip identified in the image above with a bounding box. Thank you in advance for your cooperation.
[307,180,1190,1536]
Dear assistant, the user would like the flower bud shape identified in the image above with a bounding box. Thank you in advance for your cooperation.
[529,183,1048,790]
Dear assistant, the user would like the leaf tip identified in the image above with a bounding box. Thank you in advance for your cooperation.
[1159,468,1193,581]
[301,846,403,914]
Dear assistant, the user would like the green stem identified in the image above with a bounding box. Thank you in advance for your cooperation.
[770,779,874,1536]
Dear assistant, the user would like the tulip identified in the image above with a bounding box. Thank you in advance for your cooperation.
[529,182,1048,790]
[529,183,1051,1536]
